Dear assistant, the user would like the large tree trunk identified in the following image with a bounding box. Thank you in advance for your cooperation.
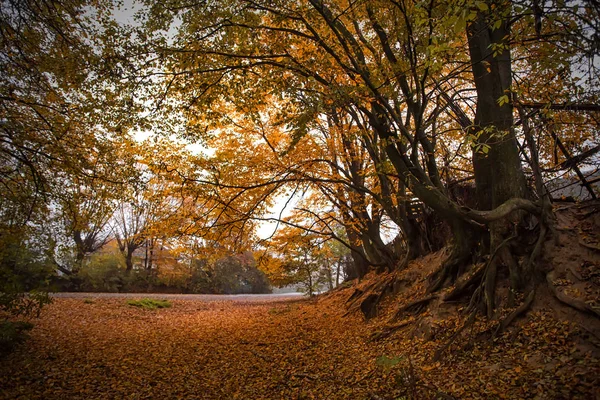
[465,2,533,317]
[467,3,527,216]
[342,216,371,280]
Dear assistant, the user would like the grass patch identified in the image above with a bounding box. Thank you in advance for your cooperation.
[126,298,172,310]
[83,298,95,304]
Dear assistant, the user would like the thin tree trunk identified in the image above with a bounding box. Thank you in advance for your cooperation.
[325,265,334,291]
[125,248,134,273]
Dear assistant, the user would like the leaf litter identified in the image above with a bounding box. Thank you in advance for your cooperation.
[0,290,598,399]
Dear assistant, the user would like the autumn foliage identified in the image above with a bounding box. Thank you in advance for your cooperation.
[1,0,600,397]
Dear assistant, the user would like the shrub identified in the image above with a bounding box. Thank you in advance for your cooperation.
[126,298,172,310]
[0,290,52,319]
[211,255,272,294]
[78,252,126,292]
[0,223,54,356]
[0,230,54,317]
[0,321,34,356]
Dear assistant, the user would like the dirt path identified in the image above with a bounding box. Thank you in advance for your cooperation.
[51,292,304,302]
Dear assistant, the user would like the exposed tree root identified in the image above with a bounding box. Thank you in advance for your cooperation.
[578,239,600,252]
[427,244,473,293]
[568,265,584,281]
[463,198,541,224]
[345,288,364,305]
[360,293,381,319]
[344,275,396,319]
[433,311,477,362]
[522,223,548,281]
[494,289,535,338]
[547,271,600,318]
[393,295,437,320]
[444,263,486,301]
[370,320,412,341]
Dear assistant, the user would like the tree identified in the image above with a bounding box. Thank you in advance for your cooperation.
[0,0,125,315]
[55,172,119,275]
[131,0,599,323]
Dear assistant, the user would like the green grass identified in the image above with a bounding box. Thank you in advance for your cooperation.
[83,298,95,304]
[126,298,172,310]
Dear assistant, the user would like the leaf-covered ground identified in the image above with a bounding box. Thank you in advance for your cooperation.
[1,291,598,399]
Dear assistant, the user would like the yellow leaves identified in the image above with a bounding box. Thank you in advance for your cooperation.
[497,94,510,106]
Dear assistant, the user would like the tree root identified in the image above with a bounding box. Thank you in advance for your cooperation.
[471,234,518,318]
[370,320,412,341]
[433,311,476,362]
[494,289,535,338]
[547,271,600,318]
[393,295,437,320]
[484,256,498,319]
[428,246,472,293]
[444,263,486,301]
[345,288,364,305]
[360,293,381,320]
[344,275,396,319]
[463,197,541,224]
[523,223,548,280]
[578,239,600,252]
[567,266,584,281]
[346,279,382,307]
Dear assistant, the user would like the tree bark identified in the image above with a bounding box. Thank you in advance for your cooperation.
[467,3,528,218]
[125,247,134,273]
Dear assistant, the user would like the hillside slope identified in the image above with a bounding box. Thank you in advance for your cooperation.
[318,200,600,398]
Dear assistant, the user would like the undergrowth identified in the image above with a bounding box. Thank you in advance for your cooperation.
[0,321,34,356]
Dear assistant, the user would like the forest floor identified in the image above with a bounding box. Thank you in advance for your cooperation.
[1,202,599,399]
[0,294,597,399]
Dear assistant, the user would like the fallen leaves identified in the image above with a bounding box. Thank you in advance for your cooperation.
[0,296,598,399]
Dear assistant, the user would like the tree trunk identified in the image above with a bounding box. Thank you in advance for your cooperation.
[465,2,532,317]
[467,4,527,215]
[144,239,149,269]
[125,248,134,273]
[343,222,370,280]
[325,265,334,291]
[148,238,154,270]
[72,230,85,274]
[306,266,313,297]
[428,218,478,292]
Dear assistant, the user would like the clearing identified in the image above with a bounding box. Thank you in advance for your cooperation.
[1,292,598,399]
